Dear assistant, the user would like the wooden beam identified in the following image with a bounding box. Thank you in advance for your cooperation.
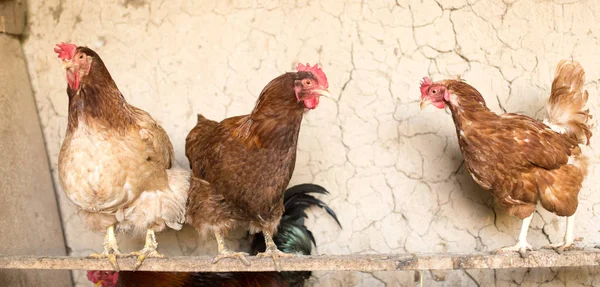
[0,249,599,272]
[0,0,26,35]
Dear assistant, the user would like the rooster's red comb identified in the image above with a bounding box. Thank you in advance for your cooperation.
[54,42,77,60]
[296,63,329,89]
[420,77,432,97]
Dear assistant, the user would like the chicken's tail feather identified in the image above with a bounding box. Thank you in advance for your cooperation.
[250,184,341,286]
[545,60,593,145]
[163,167,190,230]
[118,166,189,236]
[250,183,341,255]
[282,183,342,239]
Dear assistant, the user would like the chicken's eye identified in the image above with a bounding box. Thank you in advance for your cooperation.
[305,80,312,86]
[432,89,438,94]
[79,54,84,60]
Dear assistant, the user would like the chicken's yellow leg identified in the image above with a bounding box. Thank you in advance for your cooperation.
[256,230,295,272]
[211,230,250,266]
[88,224,124,270]
[129,229,164,270]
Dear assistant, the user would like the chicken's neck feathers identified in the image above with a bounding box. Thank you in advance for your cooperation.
[67,87,135,134]
[235,111,304,150]
[233,73,305,149]
[446,84,497,133]
[66,64,135,134]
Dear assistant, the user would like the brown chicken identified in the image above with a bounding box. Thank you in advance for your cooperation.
[54,43,189,270]
[185,63,330,269]
[419,60,592,256]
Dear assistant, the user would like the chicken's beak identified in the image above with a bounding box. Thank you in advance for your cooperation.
[420,98,432,110]
[62,60,74,70]
[94,280,103,287]
[317,89,331,99]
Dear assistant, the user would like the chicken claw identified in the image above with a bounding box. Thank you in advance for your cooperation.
[541,242,576,254]
[212,250,250,266]
[130,248,164,271]
[493,241,533,259]
[541,236,582,254]
[256,230,294,272]
[88,252,123,271]
[88,225,124,271]
[213,230,250,266]
[256,246,294,272]
[129,229,164,271]
[492,214,534,259]
[542,216,579,254]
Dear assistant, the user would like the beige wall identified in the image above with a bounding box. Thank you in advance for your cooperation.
[22,0,600,286]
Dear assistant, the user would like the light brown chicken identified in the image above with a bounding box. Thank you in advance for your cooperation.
[420,60,592,256]
[55,43,189,270]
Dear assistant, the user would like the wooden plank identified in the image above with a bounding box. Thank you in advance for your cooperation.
[0,249,599,272]
[0,0,26,35]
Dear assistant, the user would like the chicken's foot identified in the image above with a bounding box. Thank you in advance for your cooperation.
[88,225,124,271]
[542,215,580,253]
[256,230,294,272]
[212,230,250,265]
[493,214,533,258]
[129,229,164,271]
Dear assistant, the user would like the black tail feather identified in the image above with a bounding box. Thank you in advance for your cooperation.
[251,183,341,255]
[283,183,342,229]
[250,183,341,286]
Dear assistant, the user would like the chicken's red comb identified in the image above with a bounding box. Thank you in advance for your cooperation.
[296,63,329,89]
[54,42,77,60]
[420,77,432,97]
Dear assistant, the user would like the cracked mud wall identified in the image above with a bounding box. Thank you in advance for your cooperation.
[21,0,600,286]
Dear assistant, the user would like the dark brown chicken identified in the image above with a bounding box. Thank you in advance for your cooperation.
[54,43,189,270]
[420,60,592,256]
[185,63,330,269]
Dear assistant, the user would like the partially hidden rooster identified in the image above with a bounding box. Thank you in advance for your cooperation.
[419,60,592,256]
[54,43,189,270]
[185,63,330,269]
[87,184,342,287]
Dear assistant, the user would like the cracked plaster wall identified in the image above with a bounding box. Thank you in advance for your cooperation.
[21,0,600,286]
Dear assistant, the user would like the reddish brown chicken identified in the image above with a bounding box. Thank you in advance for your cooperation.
[420,60,592,256]
[185,63,330,269]
[55,43,189,270]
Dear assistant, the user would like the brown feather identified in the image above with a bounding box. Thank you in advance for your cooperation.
[437,73,591,219]
[546,60,592,145]
[185,72,309,235]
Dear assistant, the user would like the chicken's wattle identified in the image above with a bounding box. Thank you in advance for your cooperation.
[304,96,319,109]
[66,69,80,90]
[432,101,445,109]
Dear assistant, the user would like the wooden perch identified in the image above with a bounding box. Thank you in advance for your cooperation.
[0,249,599,272]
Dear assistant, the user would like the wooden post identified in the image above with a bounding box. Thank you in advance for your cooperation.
[0,1,73,286]
[0,0,25,35]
